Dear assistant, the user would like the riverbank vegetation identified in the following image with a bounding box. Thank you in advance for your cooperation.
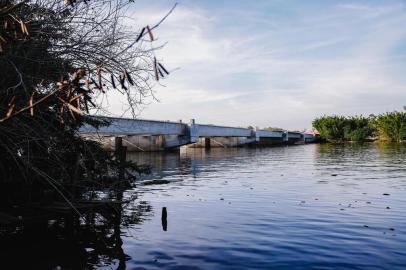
[374,111,406,142]
[0,0,171,227]
[313,110,406,142]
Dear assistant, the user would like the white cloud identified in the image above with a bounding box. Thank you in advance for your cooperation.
[108,1,406,130]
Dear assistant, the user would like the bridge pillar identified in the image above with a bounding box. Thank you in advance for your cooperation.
[284,131,289,142]
[157,135,166,149]
[204,138,211,149]
[114,137,127,179]
[255,126,260,142]
[189,119,199,143]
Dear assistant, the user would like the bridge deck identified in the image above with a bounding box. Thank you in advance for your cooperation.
[197,124,253,137]
[80,116,311,149]
[81,117,187,136]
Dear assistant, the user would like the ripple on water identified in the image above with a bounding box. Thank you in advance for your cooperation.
[123,144,406,269]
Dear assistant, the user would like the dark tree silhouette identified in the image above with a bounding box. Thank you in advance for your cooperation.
[0,0,173,216]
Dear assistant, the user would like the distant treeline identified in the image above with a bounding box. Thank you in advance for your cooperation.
[312,110,406,142]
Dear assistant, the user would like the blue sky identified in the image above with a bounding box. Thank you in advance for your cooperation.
[115,0,406,130]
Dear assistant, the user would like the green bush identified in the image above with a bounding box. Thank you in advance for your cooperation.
[312,116,347,141]
[375,111,406,142]
[312,115,373,142]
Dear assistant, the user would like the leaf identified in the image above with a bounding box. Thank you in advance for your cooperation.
[58,97,84,115]
[22,21,29,35]
[136,27,146,42]
[147,25,154,41]
[157,67,164,78]
[153,57,159,81]
[84,100,89,113]
[111,74,116,89]
[124,70,134,86]
[8,96,15,107]
[97,68,103,91]
[84,95,96,107]
[119,75,127,90]
[158,63,169,75]
[6,104,15,118]
[91,78,101,90]
[29,92,34,116]
[20,20,29,35]
[69,93,84,103]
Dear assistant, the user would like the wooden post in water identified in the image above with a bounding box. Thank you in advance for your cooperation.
[161,207,168,231]
[115,137,127,180]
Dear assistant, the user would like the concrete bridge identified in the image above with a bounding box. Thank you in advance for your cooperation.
[80,116,316,151]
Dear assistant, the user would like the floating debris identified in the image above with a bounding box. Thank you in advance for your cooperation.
[383,193,390,196]
[331,174,338,176]
[386,206,391,209]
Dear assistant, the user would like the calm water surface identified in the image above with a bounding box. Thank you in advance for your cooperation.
[112,143,406,270]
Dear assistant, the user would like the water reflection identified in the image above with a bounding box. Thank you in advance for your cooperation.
[124,144,406,270]
[0,196,153,270]
[2,144,406,269]
[128,147,269,181]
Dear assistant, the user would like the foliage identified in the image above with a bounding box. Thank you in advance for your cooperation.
[374,111,406,142]
[0,0,171,207]
[263,126,284,131]
[312,115,373,142]
[312,115,348,141]
[343,116,374,141]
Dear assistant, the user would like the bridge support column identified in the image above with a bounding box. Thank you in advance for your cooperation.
[157,135,166,149]
[204,138,211,149]
[114,137,127,179]
[189,119,199,143]
[284,131,289,142]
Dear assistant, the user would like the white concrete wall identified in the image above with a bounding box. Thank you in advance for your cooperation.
[81,117,187,136]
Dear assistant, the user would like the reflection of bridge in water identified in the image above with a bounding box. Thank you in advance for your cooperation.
[127,148,261,180]
[80,116,317,152]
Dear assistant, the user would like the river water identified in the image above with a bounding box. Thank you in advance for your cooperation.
[2,143,406,269]
[110,143,406,270]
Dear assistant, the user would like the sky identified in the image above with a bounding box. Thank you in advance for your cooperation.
[117,0,406,130]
